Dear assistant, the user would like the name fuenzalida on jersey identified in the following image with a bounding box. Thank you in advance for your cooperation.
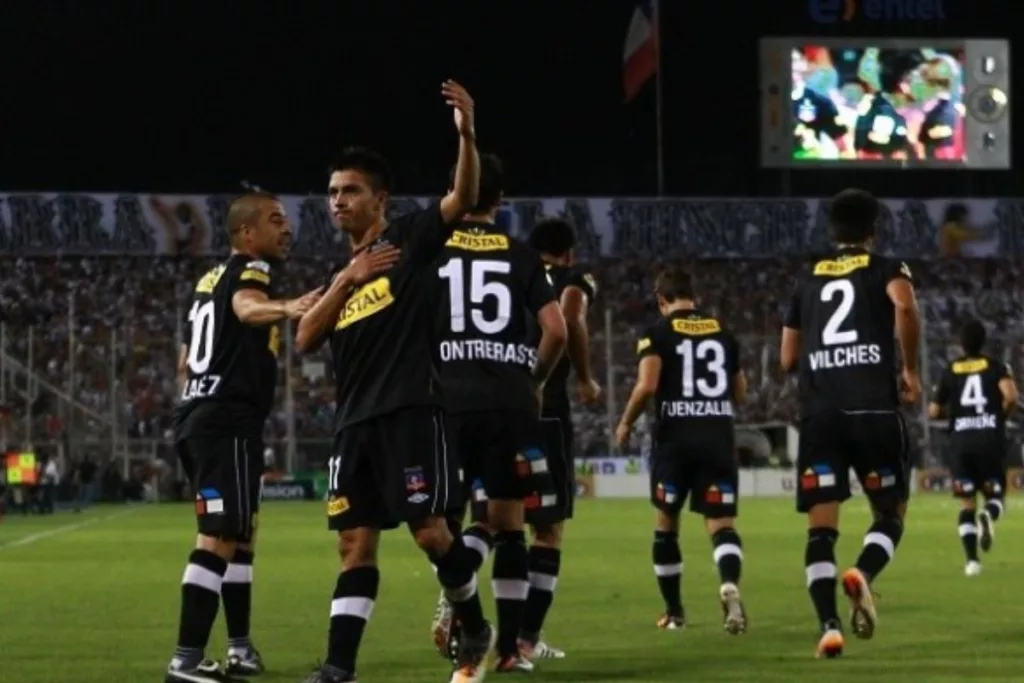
[637,313,740,423]
[935,356,1010,434]
[435,223,556,412]
[177,256,280,434]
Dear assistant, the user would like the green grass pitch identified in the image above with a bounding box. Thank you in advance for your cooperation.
[0,495,1019,683]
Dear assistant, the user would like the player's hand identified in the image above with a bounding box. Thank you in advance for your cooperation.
[577,379,602,404]
[901,368,923,404]
[614,422,631,450]
[442,80,475,139]
[285,289,322,320]
[533,381,545,415]
[342,245,402,287]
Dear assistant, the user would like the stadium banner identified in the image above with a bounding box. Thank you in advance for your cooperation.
[0,193,1019,258]
[591,468,920,499]
[261,478,316,501]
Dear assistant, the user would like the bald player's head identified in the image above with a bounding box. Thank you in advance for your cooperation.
[225,191,292,261]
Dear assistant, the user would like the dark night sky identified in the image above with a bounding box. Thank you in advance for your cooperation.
[0,0,1017,197]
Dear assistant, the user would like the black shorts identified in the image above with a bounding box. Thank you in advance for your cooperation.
[447,411,559,526]
[540,407,575,522]
[649,440,738,519]
[326,406,461,532]
[796,410,911,513]
[177,435,264,542]
[950,443,1006,500]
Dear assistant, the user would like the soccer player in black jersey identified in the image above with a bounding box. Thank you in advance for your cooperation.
[520,217,600,659]
[781,188,922,659]
[294,81,496,683]
[927,320,1019,576]
[615,268,748,635]
[429,152,568,672]
[167,192,322,683]
[853,50,924,160]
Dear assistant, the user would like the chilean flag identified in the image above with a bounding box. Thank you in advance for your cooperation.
[622,0,658,103]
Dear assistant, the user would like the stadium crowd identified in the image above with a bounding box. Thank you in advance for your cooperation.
[1,254,1022,469]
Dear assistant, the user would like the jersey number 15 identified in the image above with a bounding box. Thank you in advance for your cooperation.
[438,257,512,335]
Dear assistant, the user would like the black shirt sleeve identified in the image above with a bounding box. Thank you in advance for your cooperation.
[725,332,741,374]
[567,268,598,304]
[783,282,802,329]
[235,259,274,296]
[637,325,659,360]
[523,253,557,315]
[391,202,459,263]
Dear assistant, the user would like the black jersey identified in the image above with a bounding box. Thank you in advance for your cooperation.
[538,265,597,415]
[327,204,456,430]
[174,254,281,438]
[933,355,1010,443]
[637,309,740,444]
[918,97,959,155]
[435,221,556,414]
[784,248,911,416]
[793,86,847,149]
[853,94,911,157]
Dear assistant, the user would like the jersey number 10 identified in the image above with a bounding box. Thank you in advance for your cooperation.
[186,300,216,375]
[675,339,728,399]
[438,257,512,334]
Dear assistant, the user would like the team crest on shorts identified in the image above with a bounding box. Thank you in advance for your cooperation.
[405,466,429,504]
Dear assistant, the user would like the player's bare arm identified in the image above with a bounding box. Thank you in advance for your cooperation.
[999,374,1019,413]
[733,371,748,404]
[615,355,661,447]
[232,287,321,326]
[438,80,480,224]
[295,245,401,353]
[927,401,942,419]
[176,343,187,395]
[780,327,800,372]
[531,301,568,391]
[887,276,922,402]
[561,285,600,403]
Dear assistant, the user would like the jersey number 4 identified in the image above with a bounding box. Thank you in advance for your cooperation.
[960,374,987,414]
[186,300,216,374]
[438,257,512,334]
[820,279,857,346]
[675,339,728,398]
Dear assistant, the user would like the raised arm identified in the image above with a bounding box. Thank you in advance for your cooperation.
[438,80,480,224]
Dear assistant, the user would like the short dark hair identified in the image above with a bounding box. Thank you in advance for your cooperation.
[528,218,576,256]
[828,188,879,244]
[328,146,393,193]
[451,153,503,213]
[226,191,280,239]
[960,319,987,356]
[943,203,968,223]
[654,267,694,303]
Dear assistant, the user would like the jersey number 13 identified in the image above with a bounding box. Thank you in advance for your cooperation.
[676,339,728,398]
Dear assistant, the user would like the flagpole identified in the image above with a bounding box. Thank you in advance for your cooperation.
[653,0,665,196]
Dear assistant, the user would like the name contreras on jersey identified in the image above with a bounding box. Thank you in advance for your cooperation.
[808,343,881,370]
[661,399,734,418]
[439,339,537,367]
[181,375,222,401]
[954,414,998,432]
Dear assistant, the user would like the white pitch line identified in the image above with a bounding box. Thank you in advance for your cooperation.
[0,507,137,551]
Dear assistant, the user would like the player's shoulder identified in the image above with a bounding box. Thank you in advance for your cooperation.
[564,265,598,298]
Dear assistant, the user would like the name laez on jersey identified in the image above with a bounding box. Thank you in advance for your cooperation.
[806,254,892,372]
[437,228,537,370]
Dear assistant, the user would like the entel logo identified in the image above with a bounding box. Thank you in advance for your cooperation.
[808,0,945,23]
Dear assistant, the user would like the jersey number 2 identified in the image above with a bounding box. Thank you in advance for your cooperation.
[960,374,987,414]
[186,300,216,374]
[820,279,857,346]
[438,257,512,334]
[676,339,728,398]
